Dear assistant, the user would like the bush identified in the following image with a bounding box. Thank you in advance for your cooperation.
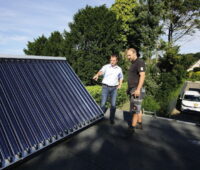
[188,71,200,81]
[116,83,128,107]
[142,96,160,112]
[156,72,178,102]
[86,83,128,108]
[85,85,102,104]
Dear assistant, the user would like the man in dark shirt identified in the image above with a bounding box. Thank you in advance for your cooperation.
[126,48,146,133]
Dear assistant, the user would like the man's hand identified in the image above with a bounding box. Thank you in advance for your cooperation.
[93,74,99,81]
[117,84,122,89]
[132,89,140,97]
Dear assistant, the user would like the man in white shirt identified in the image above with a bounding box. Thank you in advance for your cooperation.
[93,54,123,124]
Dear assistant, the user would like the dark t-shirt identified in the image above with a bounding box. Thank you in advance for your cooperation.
[128,58,145,89]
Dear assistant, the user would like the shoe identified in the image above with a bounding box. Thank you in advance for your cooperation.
[136,123,143,130]
[127,126,135,134]
[110,120,115,125]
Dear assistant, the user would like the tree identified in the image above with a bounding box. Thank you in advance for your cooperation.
[144,59,160,96]
[63,5,124,85]
[45,31,64,56]
[111,0,138,46]
[24,35,48,55]
[111,0,164,59]
[24,31,64,57]
[163,0,200,44]
[128,0,164,59]
[179,52,199,70]
[158,45,181,72]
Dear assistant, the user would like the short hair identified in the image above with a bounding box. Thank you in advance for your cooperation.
[127,48,140,58]
[127,48,137,54]
[110,54,119,60]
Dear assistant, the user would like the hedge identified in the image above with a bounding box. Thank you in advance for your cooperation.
[85,83,128,108]
[142,95,160,112]
[188,71,200,80]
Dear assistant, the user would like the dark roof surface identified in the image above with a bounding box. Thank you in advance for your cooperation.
[13,110,200,170]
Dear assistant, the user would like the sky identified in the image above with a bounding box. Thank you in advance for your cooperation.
[0,0,199,55]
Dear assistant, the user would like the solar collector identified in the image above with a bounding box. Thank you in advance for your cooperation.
[61,62,103,118]
[0,55,103,169]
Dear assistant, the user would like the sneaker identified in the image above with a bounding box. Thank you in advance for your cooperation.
[136,123,143,130]
[110,120,115,125]
[127,126,135,134]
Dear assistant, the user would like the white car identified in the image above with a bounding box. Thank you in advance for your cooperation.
[181,90,200,113]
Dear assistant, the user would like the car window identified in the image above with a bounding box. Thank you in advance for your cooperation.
[183,95,200,102]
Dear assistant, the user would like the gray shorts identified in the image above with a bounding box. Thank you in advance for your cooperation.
[129,88,145,114]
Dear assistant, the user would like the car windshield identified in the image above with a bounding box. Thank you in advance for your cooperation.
[183,95,200,102]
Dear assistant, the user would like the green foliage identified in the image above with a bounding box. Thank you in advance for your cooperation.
[155,45,199,116]
[142,96,160,112]
[179,53,198,69]
[158,45,180,72]
[63,5,124,85]
[144,74,160,97]
[153,71,180,116]
[142,60,161,113]
[154,70,186,116]
[158,81,183,116]
[85,85,102,104]
[156,72,178,100]
[116,83,128,107]
[145,59,161,96]
[111,0,163,59]
[111,0,138,45]
[188,71,200,81]
[163,0,200,43]
[158,44,187,83]
[22,0,199,117]
[127,0,163,59]
[24,32,64,56]
[193,52,200,59]
[172,64,186,84]
[86,83,128,108]
[45,31,64,56]
[24,35,48,55]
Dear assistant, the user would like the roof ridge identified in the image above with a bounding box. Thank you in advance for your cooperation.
[0,54,66,60]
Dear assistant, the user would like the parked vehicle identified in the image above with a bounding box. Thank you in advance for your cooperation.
[181,90,200,113]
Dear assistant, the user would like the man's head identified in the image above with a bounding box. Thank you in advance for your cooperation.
[126,48,138,61]
[110,54,118,66]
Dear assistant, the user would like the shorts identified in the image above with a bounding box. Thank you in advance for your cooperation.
[129,88,145,114]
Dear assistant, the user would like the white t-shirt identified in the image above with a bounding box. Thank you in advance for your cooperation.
[100,64,123,86]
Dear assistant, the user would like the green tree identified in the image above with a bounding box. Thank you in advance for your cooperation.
[45,31,64,56]
[112,0,164,60]
[158,44,182,71]
[24,31,64,57]
[24,35,48,55]
[158,44,187,82]
[180,53,197,69]
[163,0,200,43]
[111,0,138,46]
[144,59,160,97]
[63,5,124,85]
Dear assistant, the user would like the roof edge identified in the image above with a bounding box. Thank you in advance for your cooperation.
[0,54,66,61]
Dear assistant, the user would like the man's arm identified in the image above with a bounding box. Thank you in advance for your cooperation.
[117,79,123,89]
[93,71,103,81]
[117,69,123,89]
[133,72,145,96]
